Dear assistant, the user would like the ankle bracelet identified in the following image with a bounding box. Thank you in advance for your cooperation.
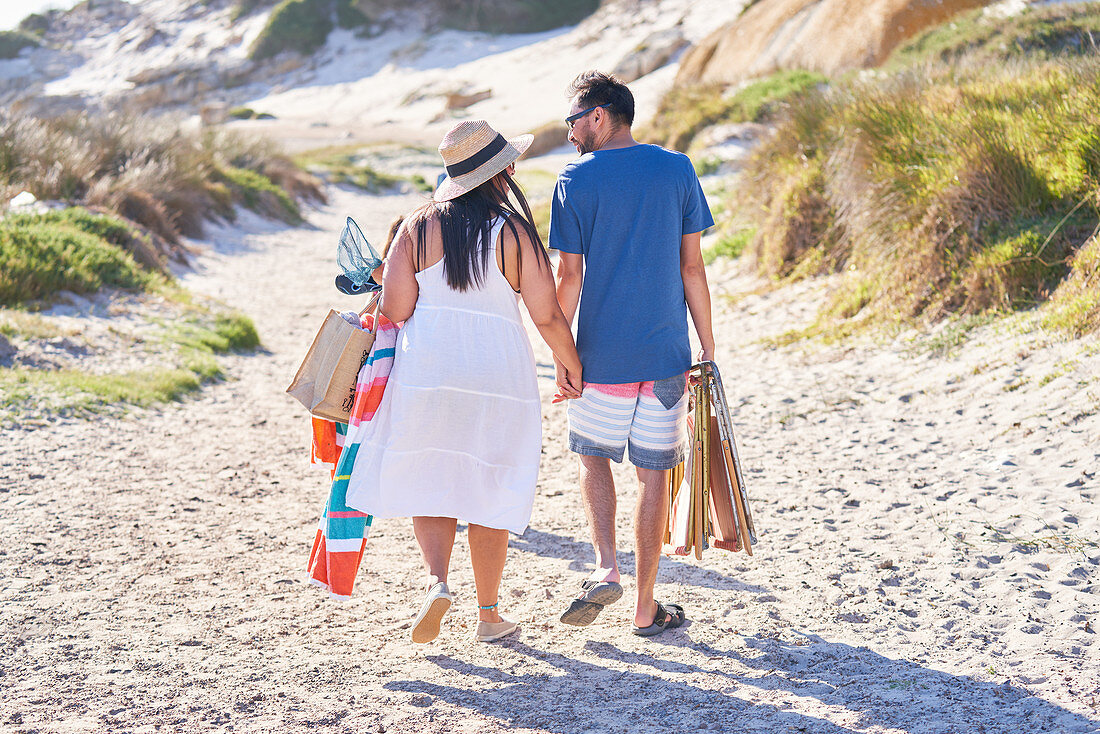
[478,603,498,610]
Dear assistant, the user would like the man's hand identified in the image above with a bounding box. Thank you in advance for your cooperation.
[552,358,582,404]
[687,345,716,387]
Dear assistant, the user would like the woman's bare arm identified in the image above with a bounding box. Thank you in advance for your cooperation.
[380,221,419,322]
[516,228,582,396]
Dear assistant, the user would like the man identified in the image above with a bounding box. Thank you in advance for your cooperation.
[549,70,716,637]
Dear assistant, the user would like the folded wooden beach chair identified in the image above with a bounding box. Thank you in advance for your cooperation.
[663,361,756,559]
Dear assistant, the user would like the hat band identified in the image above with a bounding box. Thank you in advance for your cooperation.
[445,134,508,178]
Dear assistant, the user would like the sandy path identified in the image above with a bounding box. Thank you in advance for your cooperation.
[1,185,1098,734]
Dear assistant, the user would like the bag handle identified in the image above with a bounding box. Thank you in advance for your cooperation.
[358,292,383,334]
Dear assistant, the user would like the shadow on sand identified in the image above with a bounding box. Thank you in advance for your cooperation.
[383,635,1097,733]
[510,527,768,594]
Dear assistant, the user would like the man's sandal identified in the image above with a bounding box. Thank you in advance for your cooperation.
[560,579,624,626]
[631,601,686,637]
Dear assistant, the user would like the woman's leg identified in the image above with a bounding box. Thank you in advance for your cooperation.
[468,523,509,623]
[412,516,457,584]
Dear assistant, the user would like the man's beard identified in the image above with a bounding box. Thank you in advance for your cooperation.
[576,130,597,155]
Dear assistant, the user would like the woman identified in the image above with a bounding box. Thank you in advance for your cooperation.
[345,121,583,644]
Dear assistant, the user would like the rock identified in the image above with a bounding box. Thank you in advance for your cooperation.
[445,88,492,111]
[693,121,766,149]
[676,0,990,86]
[611,27,689,83]
[9,191,37,209]
[200,102,229,125]
[519,121,569,159]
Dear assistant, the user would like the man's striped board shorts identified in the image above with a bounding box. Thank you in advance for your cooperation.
[566,373,688,470]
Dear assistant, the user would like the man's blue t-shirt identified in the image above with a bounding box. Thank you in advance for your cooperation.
[548,144,713,384]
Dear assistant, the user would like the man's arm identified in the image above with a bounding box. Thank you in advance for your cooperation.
[680,231,715,362]
[555,252,583,324]
[551,251,584,400]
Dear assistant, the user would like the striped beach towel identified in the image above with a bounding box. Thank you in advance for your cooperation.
[307,310,399,600]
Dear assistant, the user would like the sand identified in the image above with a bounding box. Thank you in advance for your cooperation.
[1,179,1097,733]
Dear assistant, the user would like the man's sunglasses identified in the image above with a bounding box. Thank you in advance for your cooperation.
[565,104,609,130]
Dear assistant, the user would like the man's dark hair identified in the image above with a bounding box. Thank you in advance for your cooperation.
[567,70,635,128]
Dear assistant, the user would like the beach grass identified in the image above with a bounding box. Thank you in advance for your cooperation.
[703,226,755,265]
[296,149,405,193]
[887,1,1100,70]
[0,202,262,422]
[0,366,207,418]
[733,52,1100,334]
[643,69,826,153]
[0,304,260,423]
[0,210,161,306]
[0,311,72,340]
[0,110,323,250]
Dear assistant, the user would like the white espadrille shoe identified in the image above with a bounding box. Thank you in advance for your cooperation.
[411,581,452,644]
[476,617,518,642]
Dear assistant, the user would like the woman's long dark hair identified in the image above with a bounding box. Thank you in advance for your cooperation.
[409,169,551,291]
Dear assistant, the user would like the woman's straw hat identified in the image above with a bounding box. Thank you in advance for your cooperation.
[434,120,533,202]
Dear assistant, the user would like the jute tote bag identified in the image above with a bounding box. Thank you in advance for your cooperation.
[286,300,379,423]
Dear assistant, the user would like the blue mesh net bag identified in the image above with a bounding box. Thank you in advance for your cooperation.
[335,217,383,295]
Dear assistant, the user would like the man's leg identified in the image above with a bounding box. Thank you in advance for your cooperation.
[627,376,688,627]
[632,466,670,626]
[580,454,619,583]
[561,382,635,625]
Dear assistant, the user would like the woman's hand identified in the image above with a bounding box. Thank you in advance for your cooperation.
[552,358,582,404]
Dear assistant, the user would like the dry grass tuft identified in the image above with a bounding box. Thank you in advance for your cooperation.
[0,110,325,255]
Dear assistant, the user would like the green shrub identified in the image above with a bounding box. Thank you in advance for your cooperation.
[0,30,40,59]
[409,174,434,193]
[250,0,334,60]
[0,306,263,420]
[733,52,1100,330]
[17,13,51,36]
[440,0,600,33]
[694,156,722,177]
[889,3,1100,69]
[0,214,155,305]
[335,0,369,28]
[703,227,755,265]
[231,0,280,20]
[216,165,301,222]
[296,148,407,192]
[229,106,257,119]
[1045,235,1100,336]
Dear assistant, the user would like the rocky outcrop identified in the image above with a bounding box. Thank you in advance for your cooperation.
[676,0,993,86]
[519,121,569,159]
[611,27,690,83]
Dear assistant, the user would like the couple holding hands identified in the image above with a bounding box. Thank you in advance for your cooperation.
[343,70,716,643]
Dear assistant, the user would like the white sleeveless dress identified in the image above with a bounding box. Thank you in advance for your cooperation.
[344,217,542,534]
